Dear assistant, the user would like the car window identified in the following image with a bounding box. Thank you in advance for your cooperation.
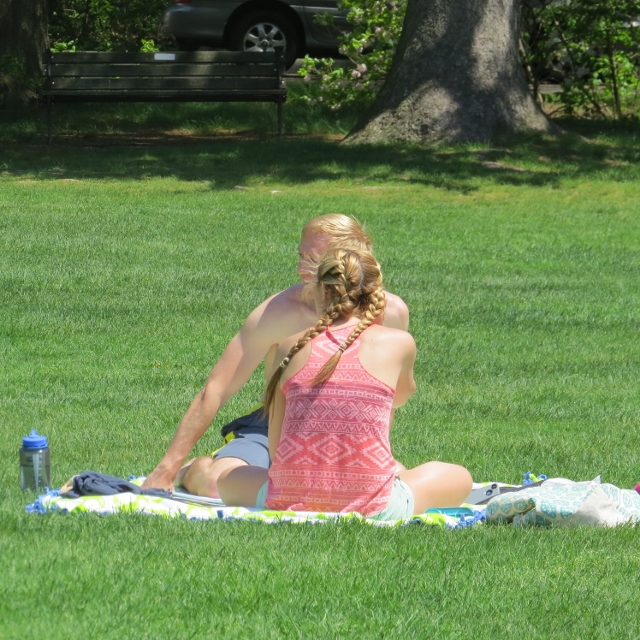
[302,0,348,45]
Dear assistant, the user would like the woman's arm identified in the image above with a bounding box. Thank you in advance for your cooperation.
[392,333,417,408]
[268,385,286,461]
[264,335,299,462]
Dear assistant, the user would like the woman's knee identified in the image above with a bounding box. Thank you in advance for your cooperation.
[400,460,473,512]
[440,461,471,478]
[435,462,473,496]
[453,463,473,493]
[427,461,472,486]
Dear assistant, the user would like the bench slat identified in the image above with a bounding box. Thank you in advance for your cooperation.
[47,77,282,91]
[44,91,285,101]
[48,51,279,64]
[47,63,280,78]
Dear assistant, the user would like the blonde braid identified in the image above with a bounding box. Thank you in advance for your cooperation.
[361,285,386,325]
[312,284,386,385]
[263,247,386,412]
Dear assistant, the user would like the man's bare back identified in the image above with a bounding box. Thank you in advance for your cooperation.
[142,215,409,493]
[259,284,409,378]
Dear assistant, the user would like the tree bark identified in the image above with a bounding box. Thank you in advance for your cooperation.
[345,0,555,145]
[0,0,49,104]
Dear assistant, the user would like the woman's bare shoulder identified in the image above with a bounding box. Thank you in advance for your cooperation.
[364,324,416,349]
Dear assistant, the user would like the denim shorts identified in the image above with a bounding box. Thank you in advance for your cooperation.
[256,477,415,520]
[369,477,415,521]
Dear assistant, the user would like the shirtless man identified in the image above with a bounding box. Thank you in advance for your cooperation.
[142,214,409,496]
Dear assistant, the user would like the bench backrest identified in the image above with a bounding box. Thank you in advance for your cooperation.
[43,51,285,94]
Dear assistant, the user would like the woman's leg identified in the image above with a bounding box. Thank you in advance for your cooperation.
[216,465,269,507]
[399,462,473,515]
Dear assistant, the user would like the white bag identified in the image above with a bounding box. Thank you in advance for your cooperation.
[486,481,640,527]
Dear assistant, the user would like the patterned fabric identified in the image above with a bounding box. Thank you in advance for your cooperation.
[266,325,396,516]
[486,481,640,527]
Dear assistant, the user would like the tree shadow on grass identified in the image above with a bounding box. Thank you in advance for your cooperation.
[2,105,639,192]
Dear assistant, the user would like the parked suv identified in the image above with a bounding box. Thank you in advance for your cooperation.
[161,0,347,69]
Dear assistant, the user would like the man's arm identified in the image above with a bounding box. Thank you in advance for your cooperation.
[142,296,285,490]
[268,386,286,462]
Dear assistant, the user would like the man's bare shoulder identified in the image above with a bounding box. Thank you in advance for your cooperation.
[255,284,309,322]
[243,284,315,340]
[261,284,305,310]
[382,291,410,331]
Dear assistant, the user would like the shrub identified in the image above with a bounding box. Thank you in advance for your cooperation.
[297,0,406,111]
[48,0,170,52]
[521,0,640,118]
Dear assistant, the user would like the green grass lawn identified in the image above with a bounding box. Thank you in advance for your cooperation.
[1,104,640,638]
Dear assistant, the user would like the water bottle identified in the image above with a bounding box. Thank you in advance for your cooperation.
[20,429,51,491]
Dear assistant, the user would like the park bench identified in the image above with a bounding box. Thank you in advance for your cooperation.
[42,50,287,142]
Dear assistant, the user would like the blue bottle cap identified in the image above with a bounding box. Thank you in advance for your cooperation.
[22,429,48,449]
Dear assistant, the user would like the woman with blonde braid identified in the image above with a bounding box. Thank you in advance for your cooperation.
[217,249,472,518]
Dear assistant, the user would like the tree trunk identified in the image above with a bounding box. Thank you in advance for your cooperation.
[345,0,555,145]
[0,0,49,104]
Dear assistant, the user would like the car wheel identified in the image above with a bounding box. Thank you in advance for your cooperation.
[229,11,300,69]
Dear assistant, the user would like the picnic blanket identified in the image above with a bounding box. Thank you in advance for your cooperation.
[27,473,640,528]
[26,486,486,529]
[27,472,497,529]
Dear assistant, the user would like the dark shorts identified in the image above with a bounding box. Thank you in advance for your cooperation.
[212,406,270,468]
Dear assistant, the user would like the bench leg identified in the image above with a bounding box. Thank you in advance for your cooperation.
[277,102,282,138]
[47,97,52,145]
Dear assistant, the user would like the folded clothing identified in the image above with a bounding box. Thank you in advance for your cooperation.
[61,470,171,499]
[486,480,640,527]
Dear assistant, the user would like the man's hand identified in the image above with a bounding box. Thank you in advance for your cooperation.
[141,468,175,492]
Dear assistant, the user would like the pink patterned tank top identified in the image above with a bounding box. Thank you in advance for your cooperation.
[265,325,396,516]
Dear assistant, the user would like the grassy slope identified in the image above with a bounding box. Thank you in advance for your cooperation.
[1,113,640,638]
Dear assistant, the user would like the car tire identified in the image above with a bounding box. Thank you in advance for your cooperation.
[229,11,301,69]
